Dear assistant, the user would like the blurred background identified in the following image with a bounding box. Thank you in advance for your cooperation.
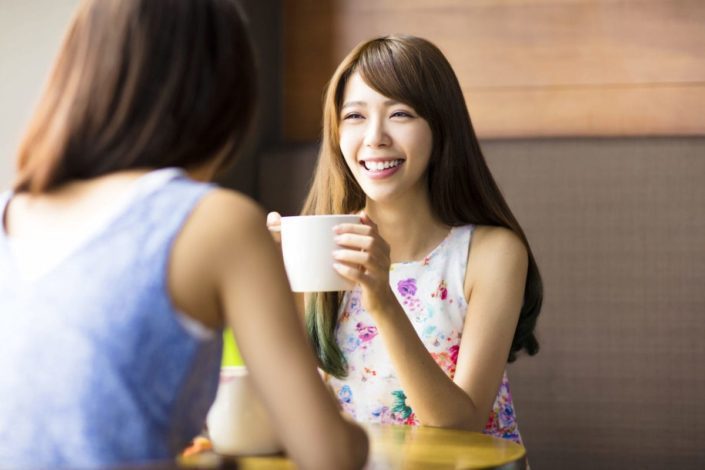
[1,1,704,468]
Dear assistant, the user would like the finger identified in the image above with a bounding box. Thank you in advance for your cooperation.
[335,232,391,258]
[334,223,373,236]
[266,211,282,232]
[267,212,282,231]
[266,212,282,244]
[333,262,368,283]
[333,249,373,267]
[334,250,389,279]
[334,233,375,251]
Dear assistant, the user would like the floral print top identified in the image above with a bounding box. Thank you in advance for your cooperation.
[325,225,523,444]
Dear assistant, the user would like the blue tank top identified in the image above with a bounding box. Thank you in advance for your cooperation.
[0,171,222,467]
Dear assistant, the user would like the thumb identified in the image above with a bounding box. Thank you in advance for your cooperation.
[266,211,282,230]
[357,210,376,229]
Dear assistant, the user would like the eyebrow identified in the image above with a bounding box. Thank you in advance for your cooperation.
[341,99,403,110]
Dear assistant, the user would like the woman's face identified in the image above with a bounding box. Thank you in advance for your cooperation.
[338,73,433,205]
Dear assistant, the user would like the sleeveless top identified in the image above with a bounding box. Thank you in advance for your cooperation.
[325,225,523,444]
[0,170,222,468]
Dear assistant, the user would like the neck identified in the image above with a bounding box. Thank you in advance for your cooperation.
[365,189,450,263]
[186,163,216,182]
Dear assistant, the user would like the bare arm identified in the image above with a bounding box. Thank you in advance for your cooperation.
[171,191,368,469]
[334,220,526,431]
[451,226,528,429]
[266,211,305,319]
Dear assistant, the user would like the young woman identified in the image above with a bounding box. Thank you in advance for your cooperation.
[269,35,542,444]
[0,1,368,468]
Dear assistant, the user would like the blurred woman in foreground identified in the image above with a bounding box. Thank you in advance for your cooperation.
[0,0,367,468]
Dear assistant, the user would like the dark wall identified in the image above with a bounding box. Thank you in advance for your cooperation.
[217,0,282,197]
[259,137,705,469]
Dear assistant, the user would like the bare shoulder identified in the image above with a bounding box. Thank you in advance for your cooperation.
[470,225,527,263]
[465,225,528,296]
[168,188,270,328]
[175,187,273,265]
[187,187,275,276]
[190,188,266,239]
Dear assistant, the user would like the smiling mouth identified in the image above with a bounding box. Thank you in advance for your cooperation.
[360,159,404,171]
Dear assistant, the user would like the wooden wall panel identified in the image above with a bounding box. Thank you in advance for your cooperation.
[467,84,705,137]
[283,0,705,140]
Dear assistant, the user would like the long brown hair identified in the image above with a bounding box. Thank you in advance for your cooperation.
[303,35,543,378]
[14,0,256,193]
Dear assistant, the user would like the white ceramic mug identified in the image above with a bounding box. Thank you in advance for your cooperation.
[281,214,361,292]
[206,366,281,456]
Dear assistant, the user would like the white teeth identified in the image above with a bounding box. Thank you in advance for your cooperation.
[364,160,402,171]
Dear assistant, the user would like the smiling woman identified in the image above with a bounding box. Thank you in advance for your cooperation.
[285,35,543,447]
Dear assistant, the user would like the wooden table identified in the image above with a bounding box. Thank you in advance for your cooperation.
[180,424,526,469]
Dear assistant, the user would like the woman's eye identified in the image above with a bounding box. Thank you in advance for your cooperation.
[391,111,413,118]
[343,112,364,120]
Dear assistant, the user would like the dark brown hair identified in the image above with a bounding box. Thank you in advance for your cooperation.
[14,0,256,193]
[303,35,543,378]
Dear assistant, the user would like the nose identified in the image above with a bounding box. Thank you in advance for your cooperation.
[363,117,390,148]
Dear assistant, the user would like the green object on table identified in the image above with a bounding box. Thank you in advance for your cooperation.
[222,329,243,366]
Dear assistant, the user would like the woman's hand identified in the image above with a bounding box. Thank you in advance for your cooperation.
[266,211,282,244]
[332,213,396,314]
